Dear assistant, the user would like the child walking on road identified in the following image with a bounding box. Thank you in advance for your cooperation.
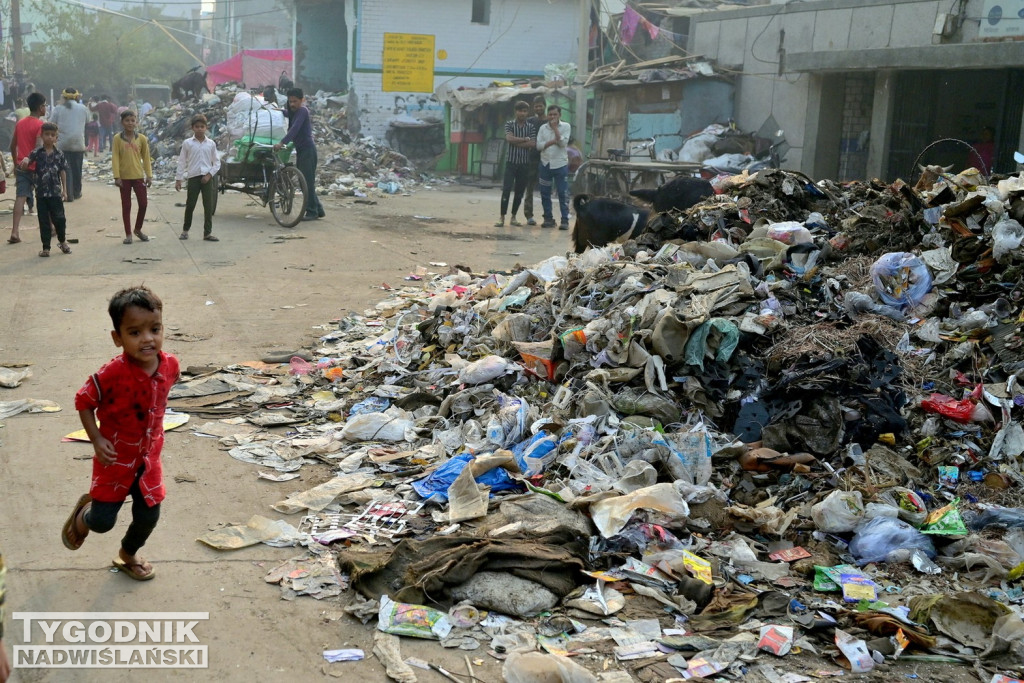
[112,110,153,244]
[62,286,180,581]
[21,122,70,257]
[175,114,220,241]
[85,113,100,156]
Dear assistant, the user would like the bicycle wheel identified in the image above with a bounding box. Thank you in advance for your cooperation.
[270,166,308,228]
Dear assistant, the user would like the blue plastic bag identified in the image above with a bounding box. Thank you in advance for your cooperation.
[511,432,560,476]
[412,453,520,502]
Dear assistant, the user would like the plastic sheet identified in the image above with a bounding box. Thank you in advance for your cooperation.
[870,252,933,308]
[848,516,937,564]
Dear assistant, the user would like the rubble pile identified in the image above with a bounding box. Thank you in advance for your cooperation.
[87,84,433,197]
[185,165,1024,682]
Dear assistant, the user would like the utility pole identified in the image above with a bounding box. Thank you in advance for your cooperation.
[574,0,589,152]
[11,0,23,73]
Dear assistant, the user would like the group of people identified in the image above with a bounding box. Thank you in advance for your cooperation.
[496,95,582,230]
[3,86,324,255]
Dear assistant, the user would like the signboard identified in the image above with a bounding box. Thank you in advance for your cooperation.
[979,1,1024,38]
[382,33,435,93]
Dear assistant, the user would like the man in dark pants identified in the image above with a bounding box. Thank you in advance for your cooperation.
[494,101,536,227]
[275,88,324,221]
[523,95,546,226]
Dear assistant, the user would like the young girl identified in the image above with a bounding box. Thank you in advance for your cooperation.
[85,113,100,156]
[111,110,153,244]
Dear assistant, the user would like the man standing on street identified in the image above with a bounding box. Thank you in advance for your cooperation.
[536,104,571,230]
[89,95,117,153]
[48,88,88,201]
[8,92,46,245]
[523,95,546,226]
[494,101,536,227]
[275,88,324,221]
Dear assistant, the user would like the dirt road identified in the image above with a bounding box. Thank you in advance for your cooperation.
[0,174,567,682]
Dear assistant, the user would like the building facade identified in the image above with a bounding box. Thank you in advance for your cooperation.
[691,0,1024,181]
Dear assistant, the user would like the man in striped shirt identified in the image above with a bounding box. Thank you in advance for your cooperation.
[494,101,537,227]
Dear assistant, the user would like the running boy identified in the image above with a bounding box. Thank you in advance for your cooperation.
[20,121,70,257]
[175,114,220,241]
[62,286,180,581]
[112,110,153,244]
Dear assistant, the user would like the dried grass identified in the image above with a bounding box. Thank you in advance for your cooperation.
[766,317,907,365]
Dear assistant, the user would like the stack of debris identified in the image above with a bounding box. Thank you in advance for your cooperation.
[83,83,435,198]
[186,164,1024,682]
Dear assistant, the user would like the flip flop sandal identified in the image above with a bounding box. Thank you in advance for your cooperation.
[122,237,132,245]
[203,235,219,241]
[59,242,72,254]
[61,494,92,550]
[7,236,20,244]
[38,250,49,257]
[134,231,150,242]
[112,558,155,581]
[179,232,189,240]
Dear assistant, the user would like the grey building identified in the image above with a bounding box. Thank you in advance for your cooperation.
[691,0,1024,180]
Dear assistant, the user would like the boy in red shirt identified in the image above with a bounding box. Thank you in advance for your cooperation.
[61,286,180,581]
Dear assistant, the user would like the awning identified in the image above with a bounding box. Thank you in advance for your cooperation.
[207,49,293,90]
[438,84,574,111]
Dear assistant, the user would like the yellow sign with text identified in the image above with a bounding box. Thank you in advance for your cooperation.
[382,33,435,93]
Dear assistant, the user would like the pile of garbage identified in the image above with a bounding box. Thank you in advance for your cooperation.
[184,164,1024,682]
[86,83,432,198]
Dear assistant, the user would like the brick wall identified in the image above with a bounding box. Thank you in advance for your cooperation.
[353,0,580,139]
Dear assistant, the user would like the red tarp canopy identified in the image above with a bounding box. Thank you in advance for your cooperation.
[206,49,293,90]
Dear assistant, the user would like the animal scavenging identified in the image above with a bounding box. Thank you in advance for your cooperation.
[628,176,715,213]
[571,194,650,253]
[172,69,210,101]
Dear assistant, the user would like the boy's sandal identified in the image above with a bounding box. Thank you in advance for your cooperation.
[510,219,523,226]
[133,231,150,242]
[58,242,72,254]
[179,232,188,240]
[112,557,155,581]
[6,236,20,244]
[38,249,49,257]
[61,494,92,550]
[122,237,132,245]
[203,234,219,241]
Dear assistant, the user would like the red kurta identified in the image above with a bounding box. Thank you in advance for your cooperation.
[74,351,180,506]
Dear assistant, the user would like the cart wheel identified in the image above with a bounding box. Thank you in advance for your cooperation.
[270,166,308,228]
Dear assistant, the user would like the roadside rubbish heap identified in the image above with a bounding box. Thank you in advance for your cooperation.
[184,164,1024,682]
[84,83,429,199]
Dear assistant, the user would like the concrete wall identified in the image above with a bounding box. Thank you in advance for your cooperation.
[351,0,581,140]
[689,0,1022,177]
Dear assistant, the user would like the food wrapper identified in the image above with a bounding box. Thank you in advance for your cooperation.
[840,573,878,603]
[377,594,453,640]
[813,564,859,592]
[835,628,874,673]
[758,625,794,656]
[682,550,713,584]
[920,499,968,536]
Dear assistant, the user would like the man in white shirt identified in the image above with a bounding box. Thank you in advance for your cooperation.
[535,105,571,229]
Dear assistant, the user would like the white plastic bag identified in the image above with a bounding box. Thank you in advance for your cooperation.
[503,652,598,683]
[457,355,512,384]
[992,217,1024,260]
[811,490,865,533]
[340,408,413,442]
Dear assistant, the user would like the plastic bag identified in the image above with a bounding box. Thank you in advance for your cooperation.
[878,487,928,526]
[967,507,1024,530]
[590,483,689,537]
[766,221,813,245]
[870,252,933,308]
[457,355,512,384]
[511,431,560,476]
[992,217,1024,260]
[849,516,937,564]
[920,393,975,423]
[340,409,413,442]
[811,490,865,533]
[377,594,452,640]
[411,453,519,502]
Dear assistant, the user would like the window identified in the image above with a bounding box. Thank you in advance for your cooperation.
[472,0,490,25]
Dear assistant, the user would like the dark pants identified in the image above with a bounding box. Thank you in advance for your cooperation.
[183,175,216,235]
[524,157,539,219]
[119,179,148,235]
[500,161,530,217]
[295,147,323,217]
[65,151,84,199]
[84,468,160,556]
[36,195,66,250]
